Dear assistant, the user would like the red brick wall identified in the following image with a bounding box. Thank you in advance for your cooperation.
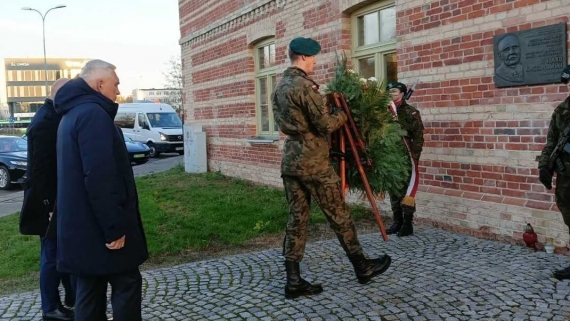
[180,0,570,245]
[397,0,570,244]
[179,0,349,188]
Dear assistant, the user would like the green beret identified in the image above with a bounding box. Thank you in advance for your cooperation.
[386,82,407,94]
[289,37,321,56]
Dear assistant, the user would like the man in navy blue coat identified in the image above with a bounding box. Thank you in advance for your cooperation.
[55,59,148,321]
[20,78,74,321]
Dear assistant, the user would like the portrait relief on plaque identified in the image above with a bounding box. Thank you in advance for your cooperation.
[493,23,568,88]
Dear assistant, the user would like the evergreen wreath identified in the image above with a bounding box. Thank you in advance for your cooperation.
[326,53,410,197]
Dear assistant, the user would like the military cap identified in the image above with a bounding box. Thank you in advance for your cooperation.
[289,37,321,56]
[386,82,407,94]
[561,65,570,84]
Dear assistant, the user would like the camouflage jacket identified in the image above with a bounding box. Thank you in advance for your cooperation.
[272,67,347,176]
[396,100,424,161]
[539,96,570,176]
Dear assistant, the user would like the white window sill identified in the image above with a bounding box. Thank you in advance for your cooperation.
[247,136,279,145]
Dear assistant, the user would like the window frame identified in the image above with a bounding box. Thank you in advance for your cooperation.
[254,37,278,137]
[351,1,397,84]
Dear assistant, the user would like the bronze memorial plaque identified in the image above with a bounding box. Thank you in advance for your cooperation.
[493,23,567,88]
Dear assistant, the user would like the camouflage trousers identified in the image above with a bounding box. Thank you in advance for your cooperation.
[281,168,364,262]
[555,174,570,230]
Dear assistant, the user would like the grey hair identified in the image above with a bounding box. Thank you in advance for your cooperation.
[79,59,116,81]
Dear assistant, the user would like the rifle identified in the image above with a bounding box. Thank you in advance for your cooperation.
[547,123,570,173]
[404,79,420,100]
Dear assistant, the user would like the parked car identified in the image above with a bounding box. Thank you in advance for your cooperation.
[124,135,151,165]
[0,135,27,189]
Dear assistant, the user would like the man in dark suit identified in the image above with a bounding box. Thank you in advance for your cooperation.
[20,78,74,321]
[55,59,148,321]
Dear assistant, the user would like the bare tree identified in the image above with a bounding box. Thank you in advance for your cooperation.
[116,95,133,104]
[163,56,183,112]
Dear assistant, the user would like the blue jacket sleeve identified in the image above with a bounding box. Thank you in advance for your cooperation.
[76,106,125,243]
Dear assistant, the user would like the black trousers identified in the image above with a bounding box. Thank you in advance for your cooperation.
[74,269,142,321]
[39,236,75,312]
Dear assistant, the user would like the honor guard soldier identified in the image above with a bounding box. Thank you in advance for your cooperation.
[272,37,392,299]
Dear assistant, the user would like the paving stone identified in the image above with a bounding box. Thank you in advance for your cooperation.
[1,228,570,320]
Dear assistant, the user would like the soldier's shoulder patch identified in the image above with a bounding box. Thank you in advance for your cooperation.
[311,84,319,92]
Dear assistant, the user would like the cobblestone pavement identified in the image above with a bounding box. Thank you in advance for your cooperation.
[2,227,570,320]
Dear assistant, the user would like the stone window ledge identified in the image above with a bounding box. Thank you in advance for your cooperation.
[247,136,279,145]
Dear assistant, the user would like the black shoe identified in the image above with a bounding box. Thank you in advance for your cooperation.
[284,261,323,299]
[42,305,74,321]
[349,254,392,284]
[386,221,402,235]
[396,222,413,237]
[553,266,570,280]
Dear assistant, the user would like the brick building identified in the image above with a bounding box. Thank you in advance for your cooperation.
[179,0,570,247]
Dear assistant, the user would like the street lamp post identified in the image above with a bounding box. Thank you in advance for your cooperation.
[21,5,66,97]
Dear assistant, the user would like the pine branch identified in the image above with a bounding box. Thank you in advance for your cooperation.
[326,52,411,195]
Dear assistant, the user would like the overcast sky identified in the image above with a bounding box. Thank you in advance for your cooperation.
[0,0,181,103]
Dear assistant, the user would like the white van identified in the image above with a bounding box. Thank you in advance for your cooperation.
[114,103,183,157]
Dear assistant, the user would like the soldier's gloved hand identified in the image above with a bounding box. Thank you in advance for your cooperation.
[337,110,348,123]
[539,166,553,190]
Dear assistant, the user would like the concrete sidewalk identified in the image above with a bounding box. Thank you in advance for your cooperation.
[2,228,570,320]
[131,155,183,178]
[0,155,183,218]
[0,192,24,218]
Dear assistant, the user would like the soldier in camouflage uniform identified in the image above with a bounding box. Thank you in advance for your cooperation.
[385,82,424,237]
[538,65,570,280]
[272,37,392,299]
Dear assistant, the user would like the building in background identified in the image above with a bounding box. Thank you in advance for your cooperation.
[4,57,89,120]
[179,0,570,247]
[132,88,182,110]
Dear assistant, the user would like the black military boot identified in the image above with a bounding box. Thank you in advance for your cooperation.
[553,265,570,280]
[397,207,414,237]
[386,210,403,235]
[348,254,392,284]
[284,261,323,299]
